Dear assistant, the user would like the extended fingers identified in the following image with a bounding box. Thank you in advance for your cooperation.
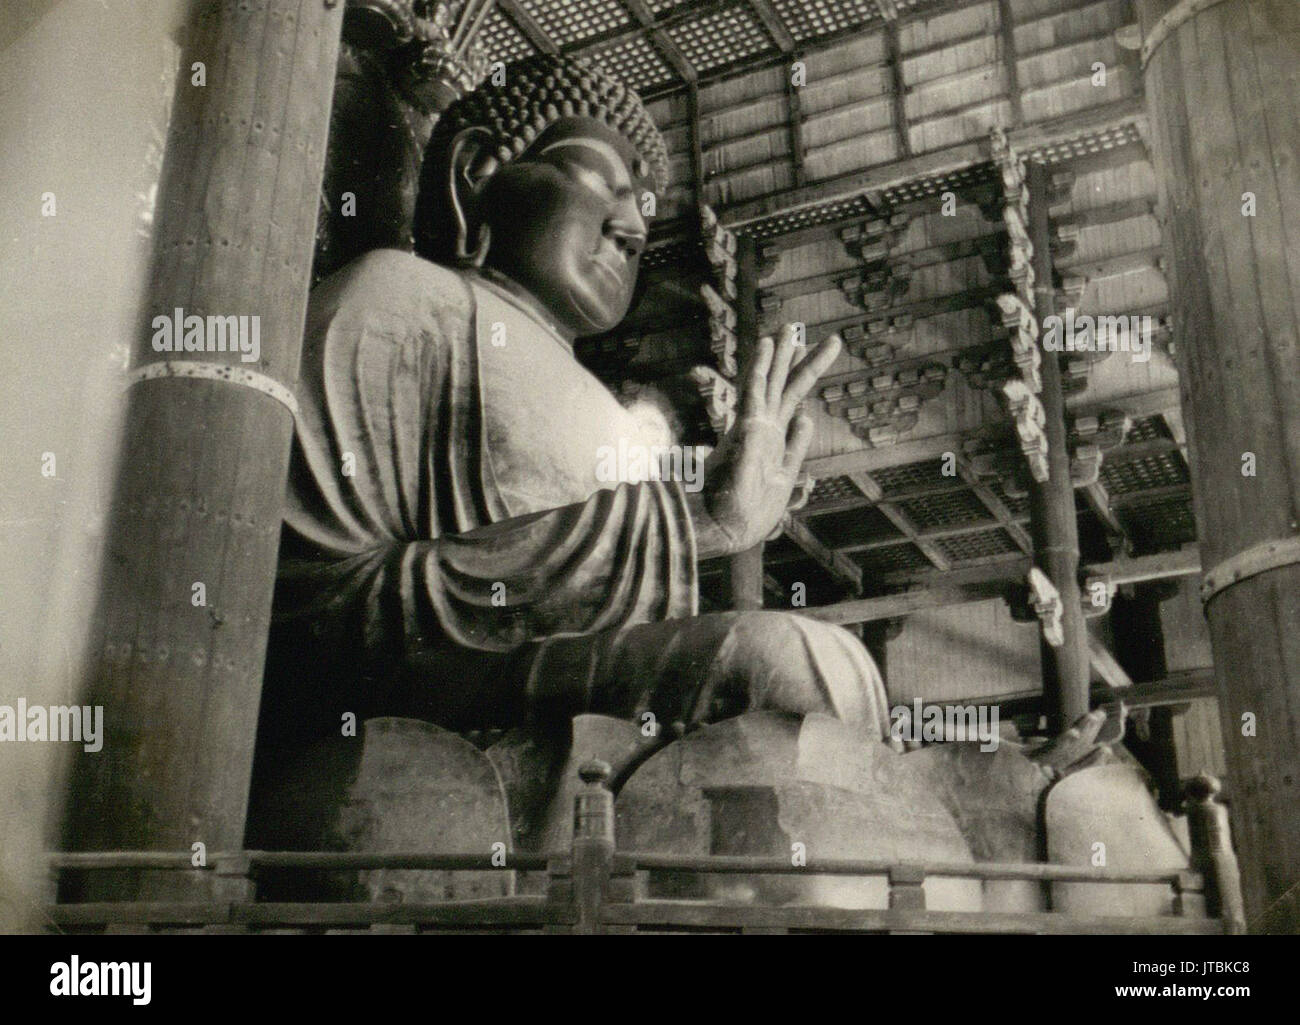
[765,323,801,408]
[780,334,842,420]
[783,409,815,475]
[742,335,775,413]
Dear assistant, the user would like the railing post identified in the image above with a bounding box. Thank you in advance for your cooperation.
[1186,774,1246,934]
[571,761,615,935]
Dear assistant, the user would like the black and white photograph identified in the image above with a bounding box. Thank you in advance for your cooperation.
[0,0,1296,998]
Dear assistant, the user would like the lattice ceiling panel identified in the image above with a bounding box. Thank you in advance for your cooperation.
[1102,452,1188,496]
[744,195,877,241]
[590,34,679,94]
[1025,123,1145,165]
[1125,414,1171,444]
[854,543,933,574]
[519,0,633,45]
[898,490,990,530]
[881,163,996,206]
[479,7,535,63]
[806,505,902,545]
[1120,497,1198,553]
[935,528,1019,563]
[648,0,693,13]
[772,0,881,44]
[665,5,775,74]
[809,474,867,506]
[872,458,949,495]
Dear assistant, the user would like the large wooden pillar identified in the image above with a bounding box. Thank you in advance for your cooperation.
[1138,0,1300,931]
[1026,161,1091,732]
[65,0,345,898]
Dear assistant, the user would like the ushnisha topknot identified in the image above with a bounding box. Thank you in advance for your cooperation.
[426,53,670,194]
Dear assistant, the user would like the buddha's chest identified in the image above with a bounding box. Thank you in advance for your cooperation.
[472,285,656,517]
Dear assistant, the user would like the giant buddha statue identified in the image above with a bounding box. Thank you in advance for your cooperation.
[257,54,889,750]
[248,55,1193,914]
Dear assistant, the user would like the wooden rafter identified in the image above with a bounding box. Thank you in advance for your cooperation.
[804,386,1183,479]
[799,546,1203,625]
[747,0,795,52]
[782,515,865,595]
[884,19,911,160]
[622,0,698,84]
[846,471,952,571]
[996,0,1022,126]
[720,95,1146,228]
[494,0,559,54]
[955,455,1033,554]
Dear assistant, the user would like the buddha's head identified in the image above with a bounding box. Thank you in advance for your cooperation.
[414,55,669,339]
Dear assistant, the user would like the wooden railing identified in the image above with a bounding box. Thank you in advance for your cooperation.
[45,765,1245,935]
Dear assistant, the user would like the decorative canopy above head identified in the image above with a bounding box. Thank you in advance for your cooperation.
[425,52,671,195]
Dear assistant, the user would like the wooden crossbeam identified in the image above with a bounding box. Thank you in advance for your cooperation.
[1081,480,1130,547]
[494,0,559,55]
[988,667,1217,718]
[885,20,911,160]
[782,515,865,594]
[798,546,1202,624]
[623,0,698,84]
[997,0,1023,126]
[719,95,1146,228]
[1088,634,1134,689]
[804,386,1182,479]
[785,58,807,189]
[747,0,796,52]
[846,471,952,571]
[956,455,1033,553]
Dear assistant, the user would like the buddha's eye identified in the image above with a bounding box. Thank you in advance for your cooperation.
[561,159,618,200]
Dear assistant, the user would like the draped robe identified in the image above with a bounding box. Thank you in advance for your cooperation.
[260,250,890,746]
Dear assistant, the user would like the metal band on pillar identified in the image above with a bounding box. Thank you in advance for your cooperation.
[1140,0,1237,67]
[125,361,300,418]
[1199,537,1300,606]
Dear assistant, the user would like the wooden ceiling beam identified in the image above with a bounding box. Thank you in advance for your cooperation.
[494,0,559,55]
[718,95,1146,229]
[782,515,864,594]
[956,454,1033,554]
[984,668,1217,719]
[747,0,796,53]
[996,0,1023,126]
[637,0,991,102]
[804,386,1182,478]
[802,545,1202,624]
[885,19,911,160]
[1089,633,1134,689]
[623,0,698,84]
[847,471,952,570]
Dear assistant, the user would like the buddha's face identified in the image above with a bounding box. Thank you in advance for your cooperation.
[471,117,654,338]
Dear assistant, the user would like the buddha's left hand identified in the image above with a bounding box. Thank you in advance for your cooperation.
[696,325,842,554]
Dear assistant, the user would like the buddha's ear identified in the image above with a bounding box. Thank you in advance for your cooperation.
[446,126,498,266]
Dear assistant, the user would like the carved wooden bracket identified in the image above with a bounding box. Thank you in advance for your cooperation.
[1000,378,1049,483]
[838,313,916,366]
[698,205,741,380]
[689,365,737,436]
[1026,567,1065,647]
[820,363,947,448]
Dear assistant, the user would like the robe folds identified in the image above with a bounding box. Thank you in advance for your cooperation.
[259,250,890,744]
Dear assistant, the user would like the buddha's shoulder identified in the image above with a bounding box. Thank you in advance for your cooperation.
[309,249,475,329]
